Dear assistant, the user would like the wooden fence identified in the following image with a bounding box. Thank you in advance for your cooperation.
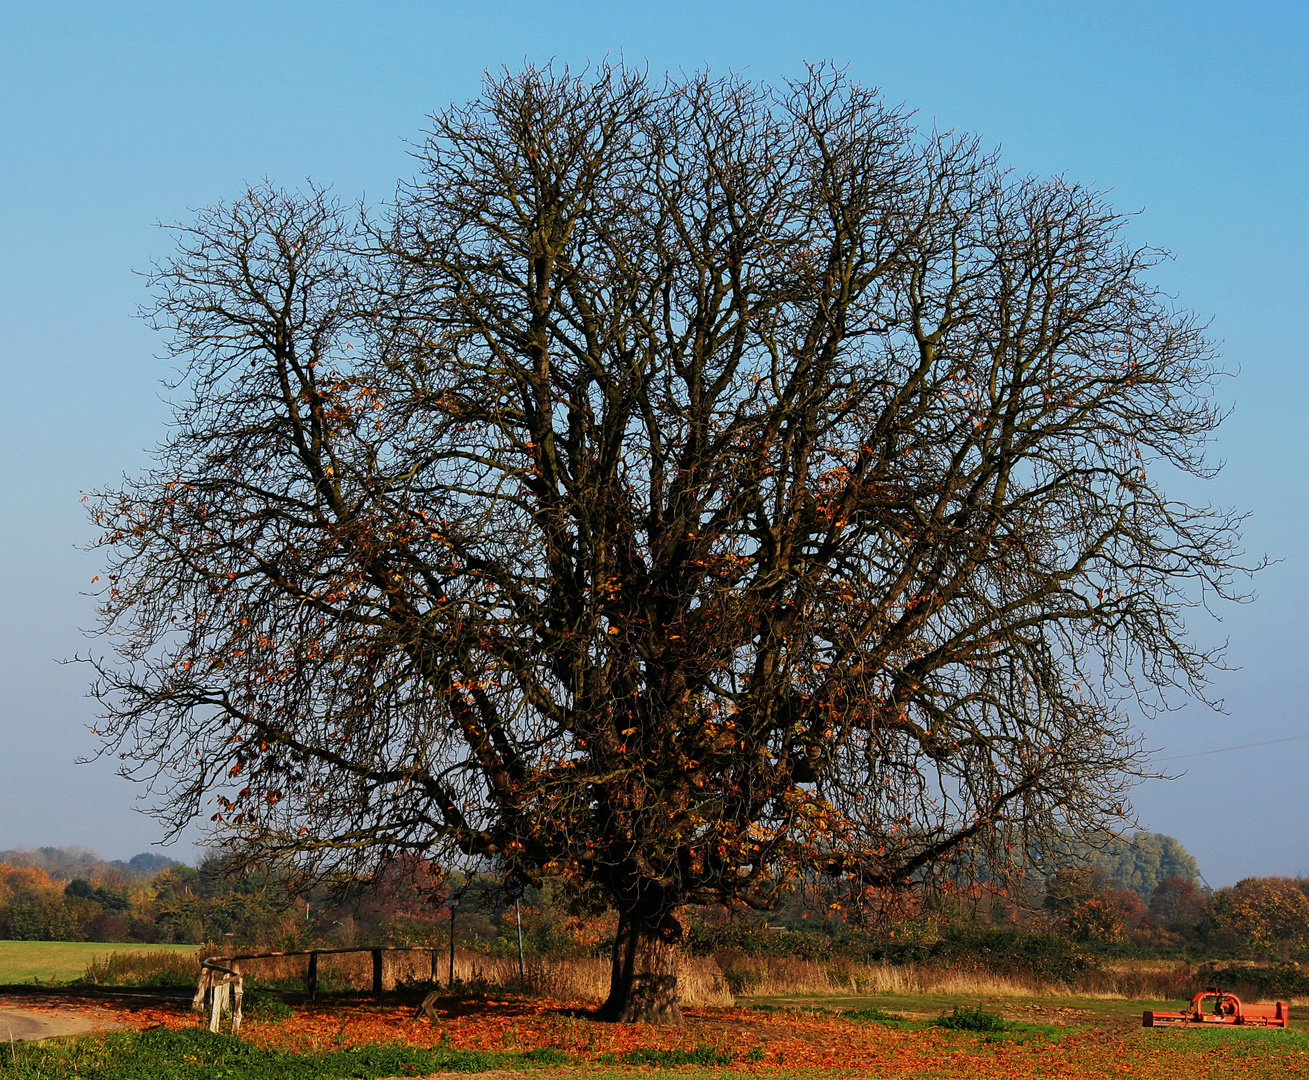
[194,945,442,1034]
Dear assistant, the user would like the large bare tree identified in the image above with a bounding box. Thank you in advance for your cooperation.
[86,65,1247,1023]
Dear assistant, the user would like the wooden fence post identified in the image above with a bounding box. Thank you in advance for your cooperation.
[192,966,213,1015]
[306,951,318,1002]
[372,949,383,995]
[230,965,243,1036]
[209,978,228,1033]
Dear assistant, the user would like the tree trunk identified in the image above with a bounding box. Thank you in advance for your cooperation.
[597,890,684,1026]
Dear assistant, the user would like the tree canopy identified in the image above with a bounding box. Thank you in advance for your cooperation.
[86,64,1248,1022]
[1083,832,1200,900]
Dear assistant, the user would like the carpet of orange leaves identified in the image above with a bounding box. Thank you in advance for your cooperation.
[7,992,1309,1078]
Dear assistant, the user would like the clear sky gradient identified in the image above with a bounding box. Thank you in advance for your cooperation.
[1,1,1305,886]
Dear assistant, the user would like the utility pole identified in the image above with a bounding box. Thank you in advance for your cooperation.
[447,900,458,989]
[515,899,526,991]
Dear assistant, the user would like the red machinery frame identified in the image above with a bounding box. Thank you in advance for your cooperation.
[1143,990,1289,1028]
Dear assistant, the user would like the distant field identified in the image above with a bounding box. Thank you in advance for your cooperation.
[0,940,199,984]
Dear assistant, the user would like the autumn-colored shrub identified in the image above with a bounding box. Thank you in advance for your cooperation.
[1149,876,1205,923]
[6,895,84,941]
[0,864,70,939]
[686,921,836,960]
[1044,868,1145,944]
[494,902,617,957]
[1207,877,1309,959]
[932,928,1098,984]
[1193,961,1309,1001]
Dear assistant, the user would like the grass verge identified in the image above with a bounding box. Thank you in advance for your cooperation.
[0,1026,539,1079]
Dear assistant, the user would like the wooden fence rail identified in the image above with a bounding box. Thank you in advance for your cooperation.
[194,945,441,1034]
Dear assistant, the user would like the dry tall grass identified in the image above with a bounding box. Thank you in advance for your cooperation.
[712,952,1217,1002]
[170,948,734,1006]
[454,954,733,1006]
[714,953,1048,998]
[90,946,1292,1007]
[195,947,1199,1003]
[82,948,209,987]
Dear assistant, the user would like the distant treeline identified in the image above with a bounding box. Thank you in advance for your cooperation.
[0,847,184,882]
[0,847,487,949]
[3,835,1306,966]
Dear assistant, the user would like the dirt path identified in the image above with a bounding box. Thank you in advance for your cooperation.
[0,988,187,1041]
[0,1005,124,1040]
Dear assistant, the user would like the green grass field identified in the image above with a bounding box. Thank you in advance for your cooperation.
[0,940,200,984]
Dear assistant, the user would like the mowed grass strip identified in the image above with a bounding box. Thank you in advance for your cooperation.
[0,1027,520,1080]
[0,941,199,984]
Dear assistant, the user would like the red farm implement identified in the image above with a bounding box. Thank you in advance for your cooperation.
[1143,990,1290,1029]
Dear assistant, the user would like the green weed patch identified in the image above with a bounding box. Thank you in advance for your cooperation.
[933,1004,1009,1033]
[241,989,295,1022]
[0,1025,549,1079]
[597,1045,736,1066]
[842,1005,905,1023]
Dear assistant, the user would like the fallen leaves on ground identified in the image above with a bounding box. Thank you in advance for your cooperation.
[5,992,1309,1078]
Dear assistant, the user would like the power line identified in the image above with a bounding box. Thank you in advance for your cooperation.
[1157,732,1309,763]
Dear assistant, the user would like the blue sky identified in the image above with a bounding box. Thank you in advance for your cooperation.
[1,1,1305,886]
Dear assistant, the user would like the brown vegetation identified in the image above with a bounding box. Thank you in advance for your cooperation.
[82,943,1309,1011]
